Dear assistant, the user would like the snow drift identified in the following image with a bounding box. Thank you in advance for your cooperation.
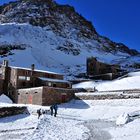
[0,94,13,104]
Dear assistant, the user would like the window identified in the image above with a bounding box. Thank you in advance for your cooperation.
[19,76,26,80]
[53,84,56,87]
[27,77,30,81]
[18,76,30,81]
[22,82,26,87]
[26,71,29,75]
[48,82,52,87]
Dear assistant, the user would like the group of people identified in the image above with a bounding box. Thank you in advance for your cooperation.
[37,103,58,119]
[37,108,47,119]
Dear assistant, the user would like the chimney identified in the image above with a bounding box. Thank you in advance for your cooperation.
[3,60,8,67]
[31,64,35,71]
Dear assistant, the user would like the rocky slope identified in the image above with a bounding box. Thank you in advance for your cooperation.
[0,0,140,79]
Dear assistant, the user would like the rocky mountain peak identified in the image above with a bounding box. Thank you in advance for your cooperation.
[0,0,97,39]
[0,0,140,78]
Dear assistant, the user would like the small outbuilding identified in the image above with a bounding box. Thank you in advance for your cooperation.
[87,57,122,80]
[17,86,75,106]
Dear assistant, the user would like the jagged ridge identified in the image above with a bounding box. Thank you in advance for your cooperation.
[0,0,140,78]
[0,0,139,56]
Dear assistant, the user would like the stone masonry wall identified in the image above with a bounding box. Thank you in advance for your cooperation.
[17,86,77,106]
[0,106,27,118]
[17,87,43,105]
[42,87,75,105]
[0,79,4,93]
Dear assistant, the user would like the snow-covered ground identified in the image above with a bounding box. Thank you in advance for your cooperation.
[0,71,140,140]
[0,99,140,140]
[73,71,140,91]
[0,94,13,104]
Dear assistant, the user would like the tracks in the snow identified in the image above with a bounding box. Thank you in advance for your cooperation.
[0,127,35,133]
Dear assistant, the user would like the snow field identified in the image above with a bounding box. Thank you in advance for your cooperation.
[0,99,140,139]
[73,71,140,91]
[0,23,139,78]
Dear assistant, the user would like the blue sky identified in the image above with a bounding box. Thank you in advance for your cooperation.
[0,0,140,51]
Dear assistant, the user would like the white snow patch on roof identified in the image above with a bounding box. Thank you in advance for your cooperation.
[10,66,62,75]
[39,77,70,83]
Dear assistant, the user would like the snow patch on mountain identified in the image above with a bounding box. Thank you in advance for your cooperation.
[0,23,139,79]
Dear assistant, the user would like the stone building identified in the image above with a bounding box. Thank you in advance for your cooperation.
[0,60,74,105]
[87,57,121,80]
[17,87,75,106]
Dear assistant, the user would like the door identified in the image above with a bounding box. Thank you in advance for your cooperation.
[61,94,66,103]
[28,95,33,104]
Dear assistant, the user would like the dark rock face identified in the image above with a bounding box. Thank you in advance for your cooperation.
[0,0,97,39]
[0,44,27,57]
[97,36,140,55]
[116,43,140,56]
[56,41,80,56]
[0,106,28,118]
[0,0,139,56]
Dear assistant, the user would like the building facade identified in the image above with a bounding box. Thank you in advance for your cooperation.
[17,87,75,106]
[0,60,74,105]
[87,57,121,80]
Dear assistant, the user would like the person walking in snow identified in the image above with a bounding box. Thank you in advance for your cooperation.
[50,104,58,117]
[53,103,58,117]
[50,105,53,116]
[37,108,42,119]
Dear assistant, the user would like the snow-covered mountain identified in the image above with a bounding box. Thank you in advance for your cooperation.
[0,0,140,79]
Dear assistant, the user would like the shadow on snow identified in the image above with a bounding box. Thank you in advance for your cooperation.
[0,114,30,123]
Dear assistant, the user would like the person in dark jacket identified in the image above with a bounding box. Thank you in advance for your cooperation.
[53,104,58,117]
[50,104,58,117]
[37,109,42,119]
[50,105,53,116]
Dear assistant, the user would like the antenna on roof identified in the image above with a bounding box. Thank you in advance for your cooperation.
[3,60,8,67]
[31,64,35,71]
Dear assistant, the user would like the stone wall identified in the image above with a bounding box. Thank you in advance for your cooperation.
[44,81,71,89]
[0,79,4,93]
[16,68,63,80]
[16,86,76,106]
[87,57,120,79]
[0,106,27,118]
[17,87,43,105]
[42,87,75,105]
[13,68,63,89]
[76,93,140,100]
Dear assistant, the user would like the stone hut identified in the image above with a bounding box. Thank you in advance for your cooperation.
[87,57,121,80]
[0,60,74,105]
